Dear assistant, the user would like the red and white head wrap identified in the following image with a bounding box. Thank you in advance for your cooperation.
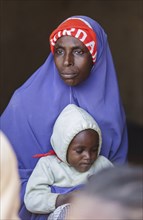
[49,17,97,63]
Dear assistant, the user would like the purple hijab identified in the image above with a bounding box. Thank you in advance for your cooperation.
[1,15,128,220]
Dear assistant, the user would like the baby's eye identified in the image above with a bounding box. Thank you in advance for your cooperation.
[92,148,98,152]
[75,149,83,154]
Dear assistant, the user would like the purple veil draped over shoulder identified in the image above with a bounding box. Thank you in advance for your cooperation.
[1,16,128,220]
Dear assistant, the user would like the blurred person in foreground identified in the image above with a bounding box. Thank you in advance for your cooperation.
[0,131,20,220]
[67,165,143,220]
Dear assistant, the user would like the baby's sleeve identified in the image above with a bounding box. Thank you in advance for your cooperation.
[24,157,59,214]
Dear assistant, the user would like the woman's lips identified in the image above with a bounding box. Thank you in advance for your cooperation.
[61,73,77,80]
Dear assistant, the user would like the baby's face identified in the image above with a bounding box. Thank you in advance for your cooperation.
[67,129,99,172]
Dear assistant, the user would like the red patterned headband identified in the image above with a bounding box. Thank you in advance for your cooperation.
[49,18,97,63]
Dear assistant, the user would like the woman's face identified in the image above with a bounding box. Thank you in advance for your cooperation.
[67,129,99,172]
[54,36,93,86]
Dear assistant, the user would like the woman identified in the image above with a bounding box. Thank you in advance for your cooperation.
[1,15,128,220]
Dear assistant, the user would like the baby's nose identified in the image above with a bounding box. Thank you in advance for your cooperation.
[83,151,91,160]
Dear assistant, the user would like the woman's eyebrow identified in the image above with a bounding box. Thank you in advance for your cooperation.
[72,46,83,49]
[54,43,63,48]
[55,43,83,49]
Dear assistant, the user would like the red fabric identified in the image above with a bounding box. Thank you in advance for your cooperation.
[33,149,56,158]
[49,18,97,63]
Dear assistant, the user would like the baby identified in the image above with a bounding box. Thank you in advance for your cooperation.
[24,104,113,219]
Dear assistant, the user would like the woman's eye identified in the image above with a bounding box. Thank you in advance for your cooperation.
[55,48,64,55]
[74,49,84,55]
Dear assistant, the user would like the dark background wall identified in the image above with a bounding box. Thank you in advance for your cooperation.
[1,0,143,164]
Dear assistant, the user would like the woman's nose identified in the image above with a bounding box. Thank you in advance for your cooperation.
[63,53,74,66]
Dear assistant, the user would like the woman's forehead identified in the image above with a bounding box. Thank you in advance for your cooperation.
[55,36,86,48]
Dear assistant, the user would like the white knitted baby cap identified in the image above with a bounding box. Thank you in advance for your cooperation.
[50,104,102,164]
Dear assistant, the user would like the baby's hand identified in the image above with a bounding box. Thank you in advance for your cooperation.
[56,190,80,208]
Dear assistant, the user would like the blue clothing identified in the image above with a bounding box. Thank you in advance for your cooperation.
[50,185,84,194]
[1,15,128,220]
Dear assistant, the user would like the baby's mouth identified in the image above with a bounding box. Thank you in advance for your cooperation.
[80,162,91,168]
